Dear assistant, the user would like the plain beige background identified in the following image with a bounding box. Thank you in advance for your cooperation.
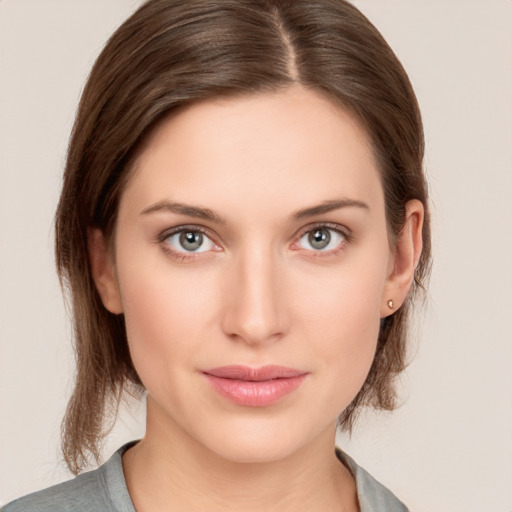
[1,1,511,510]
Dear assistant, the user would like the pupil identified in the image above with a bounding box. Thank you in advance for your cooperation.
[180,231,203,251]
[309,229,330,250]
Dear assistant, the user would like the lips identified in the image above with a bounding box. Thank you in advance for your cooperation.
[202,365,308,407]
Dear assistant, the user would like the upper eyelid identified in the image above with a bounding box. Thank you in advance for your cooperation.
[157,224,215,242]
[294,222,351,240]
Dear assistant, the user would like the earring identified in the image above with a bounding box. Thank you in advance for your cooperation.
[387,299,394,309]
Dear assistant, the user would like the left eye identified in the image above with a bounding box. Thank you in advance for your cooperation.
[297,227,345,251]
[164,229,216,253]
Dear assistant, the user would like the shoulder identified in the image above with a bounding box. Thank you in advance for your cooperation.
[1,445,135,512]
[336,449,409,512]
[1,468,108,512]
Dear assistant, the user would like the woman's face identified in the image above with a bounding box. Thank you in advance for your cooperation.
[98,86,402,462]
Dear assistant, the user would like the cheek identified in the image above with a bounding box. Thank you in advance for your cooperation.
[115,253,220,392]
[311,282,380,376]
[296,255,386,340]
[292,256,388,400]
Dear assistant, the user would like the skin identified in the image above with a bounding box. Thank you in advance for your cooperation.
[89,85,423,512]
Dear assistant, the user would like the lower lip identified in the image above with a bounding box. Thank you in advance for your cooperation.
[204,374,307,407]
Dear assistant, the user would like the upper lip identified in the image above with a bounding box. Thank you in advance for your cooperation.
[203,365,307,381]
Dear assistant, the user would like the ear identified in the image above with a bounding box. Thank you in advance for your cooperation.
[380,199,424,317]
[87,228,123,314]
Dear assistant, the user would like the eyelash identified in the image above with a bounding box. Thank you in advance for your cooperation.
[292,222,352,258]
[157,222,352,262]
[157,225,219,262]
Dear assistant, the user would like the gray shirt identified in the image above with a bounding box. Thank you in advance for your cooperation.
[2,444,408,511]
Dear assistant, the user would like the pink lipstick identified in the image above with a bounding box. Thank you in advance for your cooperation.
[202,365,308,407]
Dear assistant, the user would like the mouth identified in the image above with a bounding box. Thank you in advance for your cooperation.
[202,365,308,407]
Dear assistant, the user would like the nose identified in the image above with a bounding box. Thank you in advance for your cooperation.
[221,246,289,346]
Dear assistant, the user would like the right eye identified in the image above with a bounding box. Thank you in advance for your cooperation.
[163,228,217,254]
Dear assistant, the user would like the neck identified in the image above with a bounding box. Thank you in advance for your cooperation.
[123,405,358,512]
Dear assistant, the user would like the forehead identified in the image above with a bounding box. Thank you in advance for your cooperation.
[122,86,383,219]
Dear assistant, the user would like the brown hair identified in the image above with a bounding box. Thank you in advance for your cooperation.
[55,0,431,474]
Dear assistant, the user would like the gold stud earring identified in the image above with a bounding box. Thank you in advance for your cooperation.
[387,299,394,309]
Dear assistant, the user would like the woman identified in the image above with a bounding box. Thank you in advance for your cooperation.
[2,0,430,510]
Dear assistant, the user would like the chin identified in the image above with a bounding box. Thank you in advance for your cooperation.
[208,437,298,464]
[193,415,327,465]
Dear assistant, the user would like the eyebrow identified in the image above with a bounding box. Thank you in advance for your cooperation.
[140,201,226,224]
[293,198,369,219]
[140,197,368,224]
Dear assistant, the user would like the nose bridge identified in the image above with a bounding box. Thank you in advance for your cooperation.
[222,241,287,344]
